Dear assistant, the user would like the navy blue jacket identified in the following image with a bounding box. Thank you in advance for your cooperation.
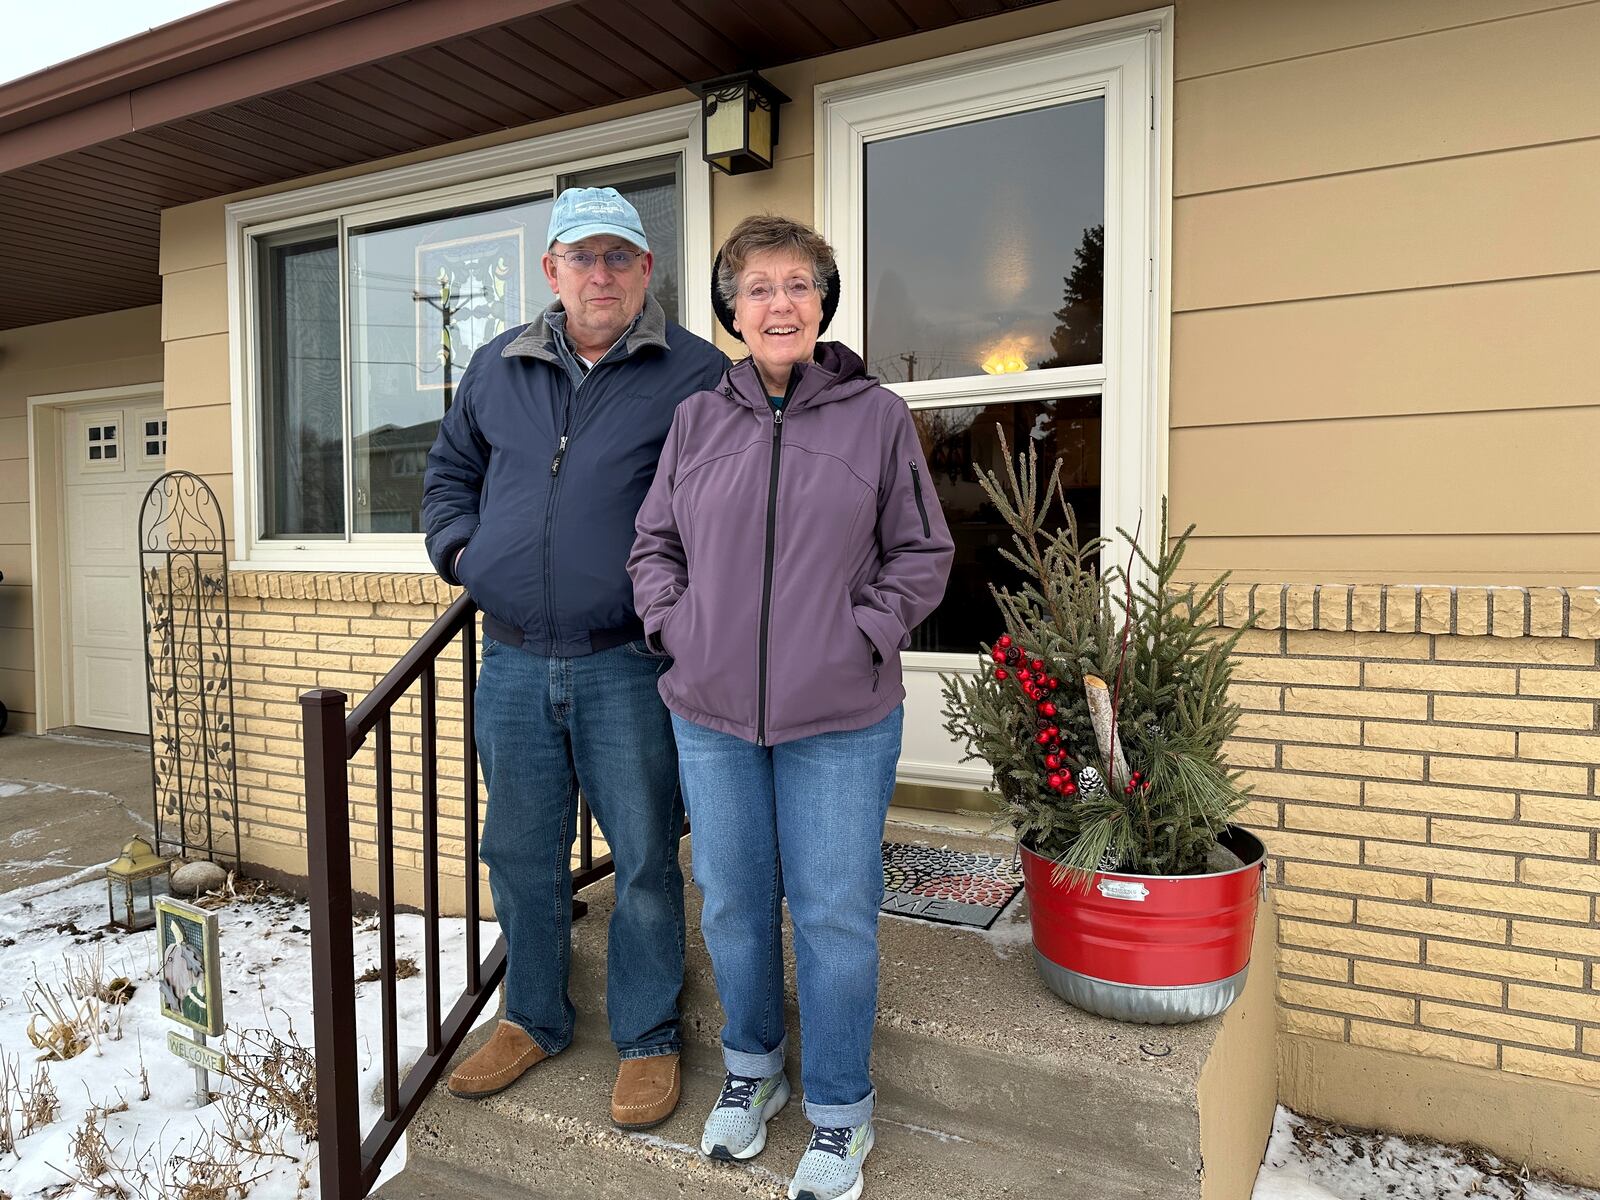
[422,296,728,656]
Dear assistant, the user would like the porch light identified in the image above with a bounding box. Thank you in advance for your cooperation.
[692,71,789,175]
[106,836,172,933]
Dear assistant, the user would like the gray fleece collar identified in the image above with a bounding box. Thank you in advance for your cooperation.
[501,292,669,364]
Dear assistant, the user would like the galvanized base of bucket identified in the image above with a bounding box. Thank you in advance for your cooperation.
[1032,951,1250,1024]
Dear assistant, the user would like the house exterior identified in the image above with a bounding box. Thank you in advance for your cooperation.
[2,0,1597,1184]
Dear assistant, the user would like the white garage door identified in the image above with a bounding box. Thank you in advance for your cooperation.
[63,403,167,734]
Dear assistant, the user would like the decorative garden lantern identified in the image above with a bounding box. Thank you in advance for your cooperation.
[106,836,172,932]
[692,70,789,175]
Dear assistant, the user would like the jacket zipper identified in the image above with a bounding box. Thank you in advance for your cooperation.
[543,406,570,641]
[755,403,785,746]
[910,461,931,538]
[543,355,601,640]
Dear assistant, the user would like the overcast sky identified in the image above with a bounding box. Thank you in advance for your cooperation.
[1,1,231,86]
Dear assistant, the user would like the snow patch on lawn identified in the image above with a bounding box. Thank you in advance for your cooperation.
[0,872,497,1198]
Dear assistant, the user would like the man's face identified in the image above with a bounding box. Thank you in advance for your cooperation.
[542,234,653,354]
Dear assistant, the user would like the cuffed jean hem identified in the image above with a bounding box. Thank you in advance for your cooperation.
[618,1041,682,1061]
[506,1013,570,1059]
[723,1036,786,1080]
[802,1088,875,1129]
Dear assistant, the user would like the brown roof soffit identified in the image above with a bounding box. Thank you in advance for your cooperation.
[0,0,400,131]
[0,0,577,173]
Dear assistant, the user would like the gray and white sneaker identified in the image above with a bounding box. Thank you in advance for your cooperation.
[788,1122,874,1200]
[701,1070,791,1161]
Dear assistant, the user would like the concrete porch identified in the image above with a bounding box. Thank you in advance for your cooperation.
[376,821,1278,1200]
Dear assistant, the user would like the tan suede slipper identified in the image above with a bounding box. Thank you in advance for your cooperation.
[446,1020,550,1099]
[611,1052,681,1130]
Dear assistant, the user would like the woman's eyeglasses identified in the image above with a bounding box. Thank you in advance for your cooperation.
[740,278,819,305]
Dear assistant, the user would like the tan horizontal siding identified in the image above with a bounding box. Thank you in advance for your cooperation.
[1170,0,1600,581]
[1170,273,1600,428]
[164,334,229,410]
[0,467,25,506]
[1172,407,1600,538]
[1172,0,1583,80]
[162,264,229,342]
[0,624,33,667]
[1175,138,1600,312]
[1175,4,1600,195]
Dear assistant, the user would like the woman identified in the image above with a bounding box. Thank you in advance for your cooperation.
[628,215,953,1200]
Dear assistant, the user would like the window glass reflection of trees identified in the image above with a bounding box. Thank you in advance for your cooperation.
[864,97,1104,384]
[908,397,1100,653]
[259,234,342,539]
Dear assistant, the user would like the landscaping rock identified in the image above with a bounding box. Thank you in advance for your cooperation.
[172,860,227,897]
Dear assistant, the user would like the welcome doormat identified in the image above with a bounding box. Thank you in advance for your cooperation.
[880,842,1024,930]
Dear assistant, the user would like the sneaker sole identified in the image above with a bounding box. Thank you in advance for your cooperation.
[788,1125,874,1200]
[704,1076,792,1161]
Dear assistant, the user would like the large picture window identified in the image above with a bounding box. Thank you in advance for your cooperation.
[820,20,1166,661]
[230,106,709,566]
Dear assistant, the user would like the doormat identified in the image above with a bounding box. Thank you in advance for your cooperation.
[880,842,1024,930]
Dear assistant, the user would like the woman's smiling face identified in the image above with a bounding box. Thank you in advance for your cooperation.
[732,249,822,389]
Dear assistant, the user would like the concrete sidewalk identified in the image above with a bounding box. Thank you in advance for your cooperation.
[0,730,154,893]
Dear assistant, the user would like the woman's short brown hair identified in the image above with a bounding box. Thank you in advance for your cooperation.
[716,215,837,307]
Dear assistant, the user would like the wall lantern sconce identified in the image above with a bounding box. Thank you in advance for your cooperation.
[691,71,789,175]
[106,836,173,932]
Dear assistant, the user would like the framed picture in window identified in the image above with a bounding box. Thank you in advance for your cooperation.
[413,228,526,392]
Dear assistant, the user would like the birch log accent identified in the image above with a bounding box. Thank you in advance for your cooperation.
[1082,674,1131,790]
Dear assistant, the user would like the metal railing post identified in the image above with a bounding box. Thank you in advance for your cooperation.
[302,687,363,1200]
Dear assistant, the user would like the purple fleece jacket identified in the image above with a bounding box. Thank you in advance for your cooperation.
[628,341,954,746]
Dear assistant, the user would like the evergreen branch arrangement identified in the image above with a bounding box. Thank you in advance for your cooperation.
[940,429,1255,887]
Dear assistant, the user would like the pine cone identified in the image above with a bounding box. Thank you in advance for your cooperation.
[1076,765,1104,794]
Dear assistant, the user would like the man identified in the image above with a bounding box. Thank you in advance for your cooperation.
[422,187,727,1129]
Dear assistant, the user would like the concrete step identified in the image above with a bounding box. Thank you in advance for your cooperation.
[397,1021,1114,1200]
[386,821,1276,1200]
[373,1157,541,1199]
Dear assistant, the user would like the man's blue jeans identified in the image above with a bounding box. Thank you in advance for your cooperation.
[477,636,685,1060]
[671,706,903,1128]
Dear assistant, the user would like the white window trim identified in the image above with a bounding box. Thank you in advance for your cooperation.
[816,10,1172,611]
[225,101,712,573]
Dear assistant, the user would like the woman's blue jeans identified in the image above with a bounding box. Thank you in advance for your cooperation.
[477,636,685,1060]
[672,706,903,1128]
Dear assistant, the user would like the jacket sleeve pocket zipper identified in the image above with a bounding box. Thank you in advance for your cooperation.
[909,461,931,538]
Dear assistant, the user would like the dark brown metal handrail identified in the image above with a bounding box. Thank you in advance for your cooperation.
[300,594,617,1198]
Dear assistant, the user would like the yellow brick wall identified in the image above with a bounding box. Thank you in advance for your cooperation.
[1216,583,1600,1091]
[226,572,470,890]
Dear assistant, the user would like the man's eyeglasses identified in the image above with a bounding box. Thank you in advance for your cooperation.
[740,278,819,305]
[550,248,646,272]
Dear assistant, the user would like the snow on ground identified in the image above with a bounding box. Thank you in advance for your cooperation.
[1,870,496,1198]
[1252,1107,1600,1200]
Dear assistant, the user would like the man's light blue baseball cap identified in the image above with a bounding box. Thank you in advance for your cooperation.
[546,186,649,252]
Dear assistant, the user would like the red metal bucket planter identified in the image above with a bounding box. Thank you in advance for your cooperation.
[1019,826,1266,1024]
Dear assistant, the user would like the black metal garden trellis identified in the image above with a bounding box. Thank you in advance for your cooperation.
[139,471,241,867]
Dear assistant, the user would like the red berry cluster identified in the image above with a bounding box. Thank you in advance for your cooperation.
[989,634,1077,795]
[1124,769,1152,796]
